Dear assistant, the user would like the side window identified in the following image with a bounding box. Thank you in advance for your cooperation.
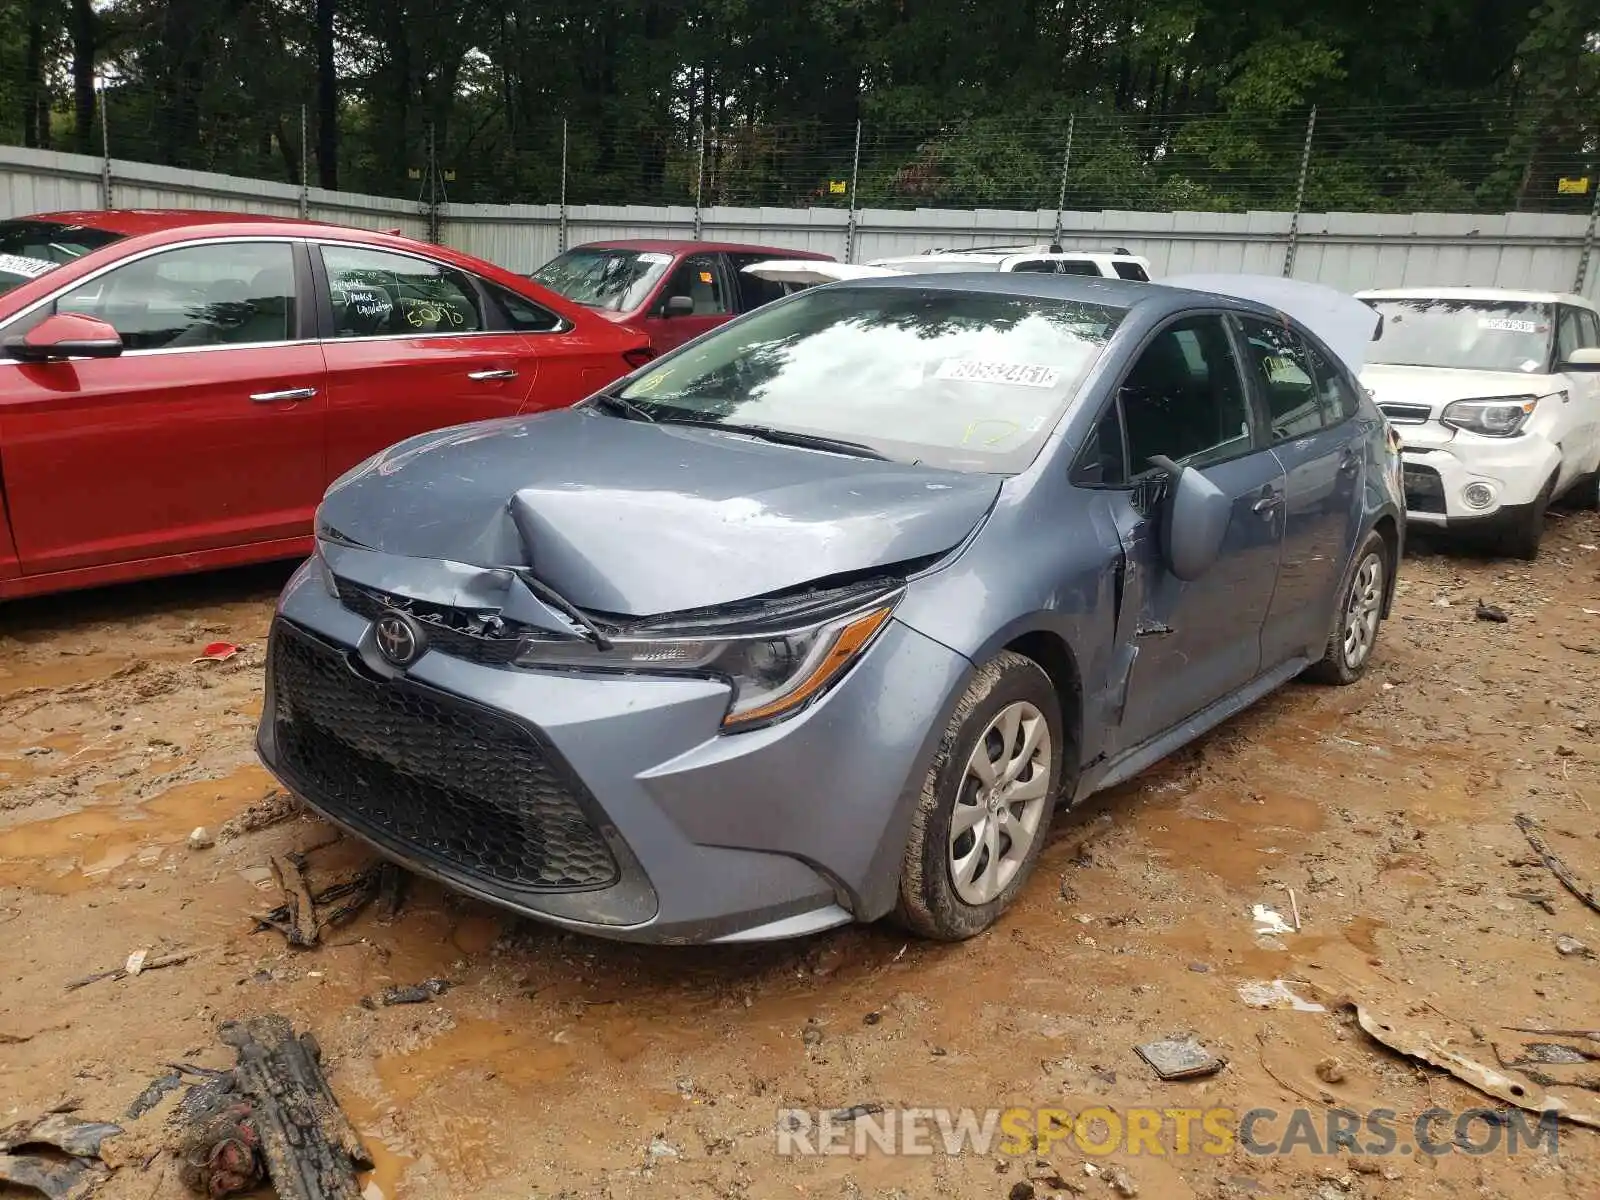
[1112,261,1150,282]
[52,242,297,351]
[1580,308,1600,349]
[725,253,789,311]
[1058,259,1102,277]
[1009,259,1055,274]
[321,245,484,338]
[1072,402,1128,487]
[483,281,564,333]
[1305,338,1362,424]
[1557,306,1595,360]
[658,254,730,316]
[1237,317,1326,440]
[1119,316,1253,473]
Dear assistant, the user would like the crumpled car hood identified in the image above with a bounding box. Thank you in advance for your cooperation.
[317,408,1002,618]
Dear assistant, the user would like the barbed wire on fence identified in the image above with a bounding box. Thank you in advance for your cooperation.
[2,95,1596,221]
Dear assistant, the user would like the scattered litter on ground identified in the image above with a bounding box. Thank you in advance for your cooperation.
[828,1103,885,1122]
[1105,1165,1139,1197]
[0,1113,124,1200]
[1251,905,1295,937]
[125,1072,184,1121]
[187,827,215,851]
[217,791,299,842]
[1508,889,1558,914]
[1556,934,1593,958]
[647,1136,680,1160]
[253,856,387,948]
[1508,1043,1598,1067]
[191,642,241,663]
[1134,1036,1226,1080]
[170,1014,372,1199]
[367,979,452,1007]
[65,949,195,991]
[1315,1056,1349,1084]
[1475,601,1509,623]
[1287,887,1302,931]
[1238,980,1325,1012]
[1515,813,1600,916]
[1355,1005,1600,1130]
[1509,1026,1600,1043]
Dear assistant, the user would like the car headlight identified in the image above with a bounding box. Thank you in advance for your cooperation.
[515,590,901,730]
[1440,395,1539,437]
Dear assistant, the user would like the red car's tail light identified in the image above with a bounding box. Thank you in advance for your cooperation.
[623,347,657,370]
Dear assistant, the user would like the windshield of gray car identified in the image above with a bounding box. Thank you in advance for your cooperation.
[531,246,673,312]
[613,286,1127,472]
[1366,298,1554,373]
[0,219,125,298]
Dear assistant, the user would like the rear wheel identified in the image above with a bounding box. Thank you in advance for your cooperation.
[896,651,1063,941]
[1305,531,1389,686]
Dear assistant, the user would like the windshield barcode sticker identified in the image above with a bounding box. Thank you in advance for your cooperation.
[1478,317,1539,333]
[936,360,1063,388]
[0,253,58,280]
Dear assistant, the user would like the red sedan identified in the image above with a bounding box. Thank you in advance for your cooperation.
[531,239,833,354]
[0,211,652,600]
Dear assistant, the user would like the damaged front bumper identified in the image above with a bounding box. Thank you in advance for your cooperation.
[255,555,971,945]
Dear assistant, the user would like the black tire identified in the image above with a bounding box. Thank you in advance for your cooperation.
[1498,478,1554,561]
[895,651,1064,941]
[1573,471,1600,512]
[1304,530,1390,686]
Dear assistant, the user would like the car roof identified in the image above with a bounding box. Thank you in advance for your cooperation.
[836,270,1250,314]
[1358,286,1595,308]
[19,209,343,237]
[573,238,832,259]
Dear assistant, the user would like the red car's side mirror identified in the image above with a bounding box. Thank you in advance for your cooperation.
[5,313,125,363]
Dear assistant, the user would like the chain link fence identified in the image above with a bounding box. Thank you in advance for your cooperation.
[4,92,1597,220]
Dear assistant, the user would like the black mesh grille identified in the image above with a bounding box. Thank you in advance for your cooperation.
[1403,464,1447,514]
[269,620,618,892]
[337,581,525,666]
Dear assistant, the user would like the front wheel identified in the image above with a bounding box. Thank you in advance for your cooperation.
[895,651,1063,941]
[1304,531,1389,686]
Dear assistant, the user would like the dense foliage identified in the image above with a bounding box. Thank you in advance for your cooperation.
[1,0,1596,213]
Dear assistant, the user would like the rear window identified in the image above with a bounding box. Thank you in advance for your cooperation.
[0,219,125,298]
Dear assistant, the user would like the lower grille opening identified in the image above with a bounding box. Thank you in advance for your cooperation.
[1402,464,1447,515]
[270,620,618,892]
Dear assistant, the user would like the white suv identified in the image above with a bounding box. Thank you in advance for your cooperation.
[743,244,1153,292]
[1357,287,1600,558]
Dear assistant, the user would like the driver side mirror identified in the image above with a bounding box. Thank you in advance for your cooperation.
[1560,347,1600,372]
[5,313,124,363]
[1146,454,1231,581]
[662,294,695,318]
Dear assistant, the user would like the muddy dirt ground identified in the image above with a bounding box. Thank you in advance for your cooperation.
[3,511,1599,1200]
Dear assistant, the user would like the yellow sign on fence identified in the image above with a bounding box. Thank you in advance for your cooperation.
[828,180,848,195]
[1557,176,1590,195]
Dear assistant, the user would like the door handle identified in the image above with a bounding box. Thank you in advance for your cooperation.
[250,387,317,403]
[467,368,518,381]
[1253,492,1283,515]
[1338,447,1361,474]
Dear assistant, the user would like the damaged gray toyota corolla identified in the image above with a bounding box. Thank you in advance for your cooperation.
[256,272,1404,944]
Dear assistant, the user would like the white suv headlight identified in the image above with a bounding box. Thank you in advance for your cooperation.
[1440,395,1539,437]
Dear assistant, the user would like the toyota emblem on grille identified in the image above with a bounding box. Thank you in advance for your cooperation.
[374,611,423,667]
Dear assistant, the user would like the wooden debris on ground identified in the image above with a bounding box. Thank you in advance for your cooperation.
[171,1015,371,1199]
[1514,813,1600,917]
[253,856,401,948]
[63,950,195,992]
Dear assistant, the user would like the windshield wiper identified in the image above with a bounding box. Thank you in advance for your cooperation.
[515,571,613,650]
[590,391,657,422]
[717,423,889,461]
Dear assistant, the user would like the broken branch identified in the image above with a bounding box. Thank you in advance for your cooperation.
[1514,813,1600,917]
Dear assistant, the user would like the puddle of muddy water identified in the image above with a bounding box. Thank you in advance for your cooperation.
[0,767,277,893]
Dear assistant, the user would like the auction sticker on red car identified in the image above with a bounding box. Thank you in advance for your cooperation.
[935,360,1063,387]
